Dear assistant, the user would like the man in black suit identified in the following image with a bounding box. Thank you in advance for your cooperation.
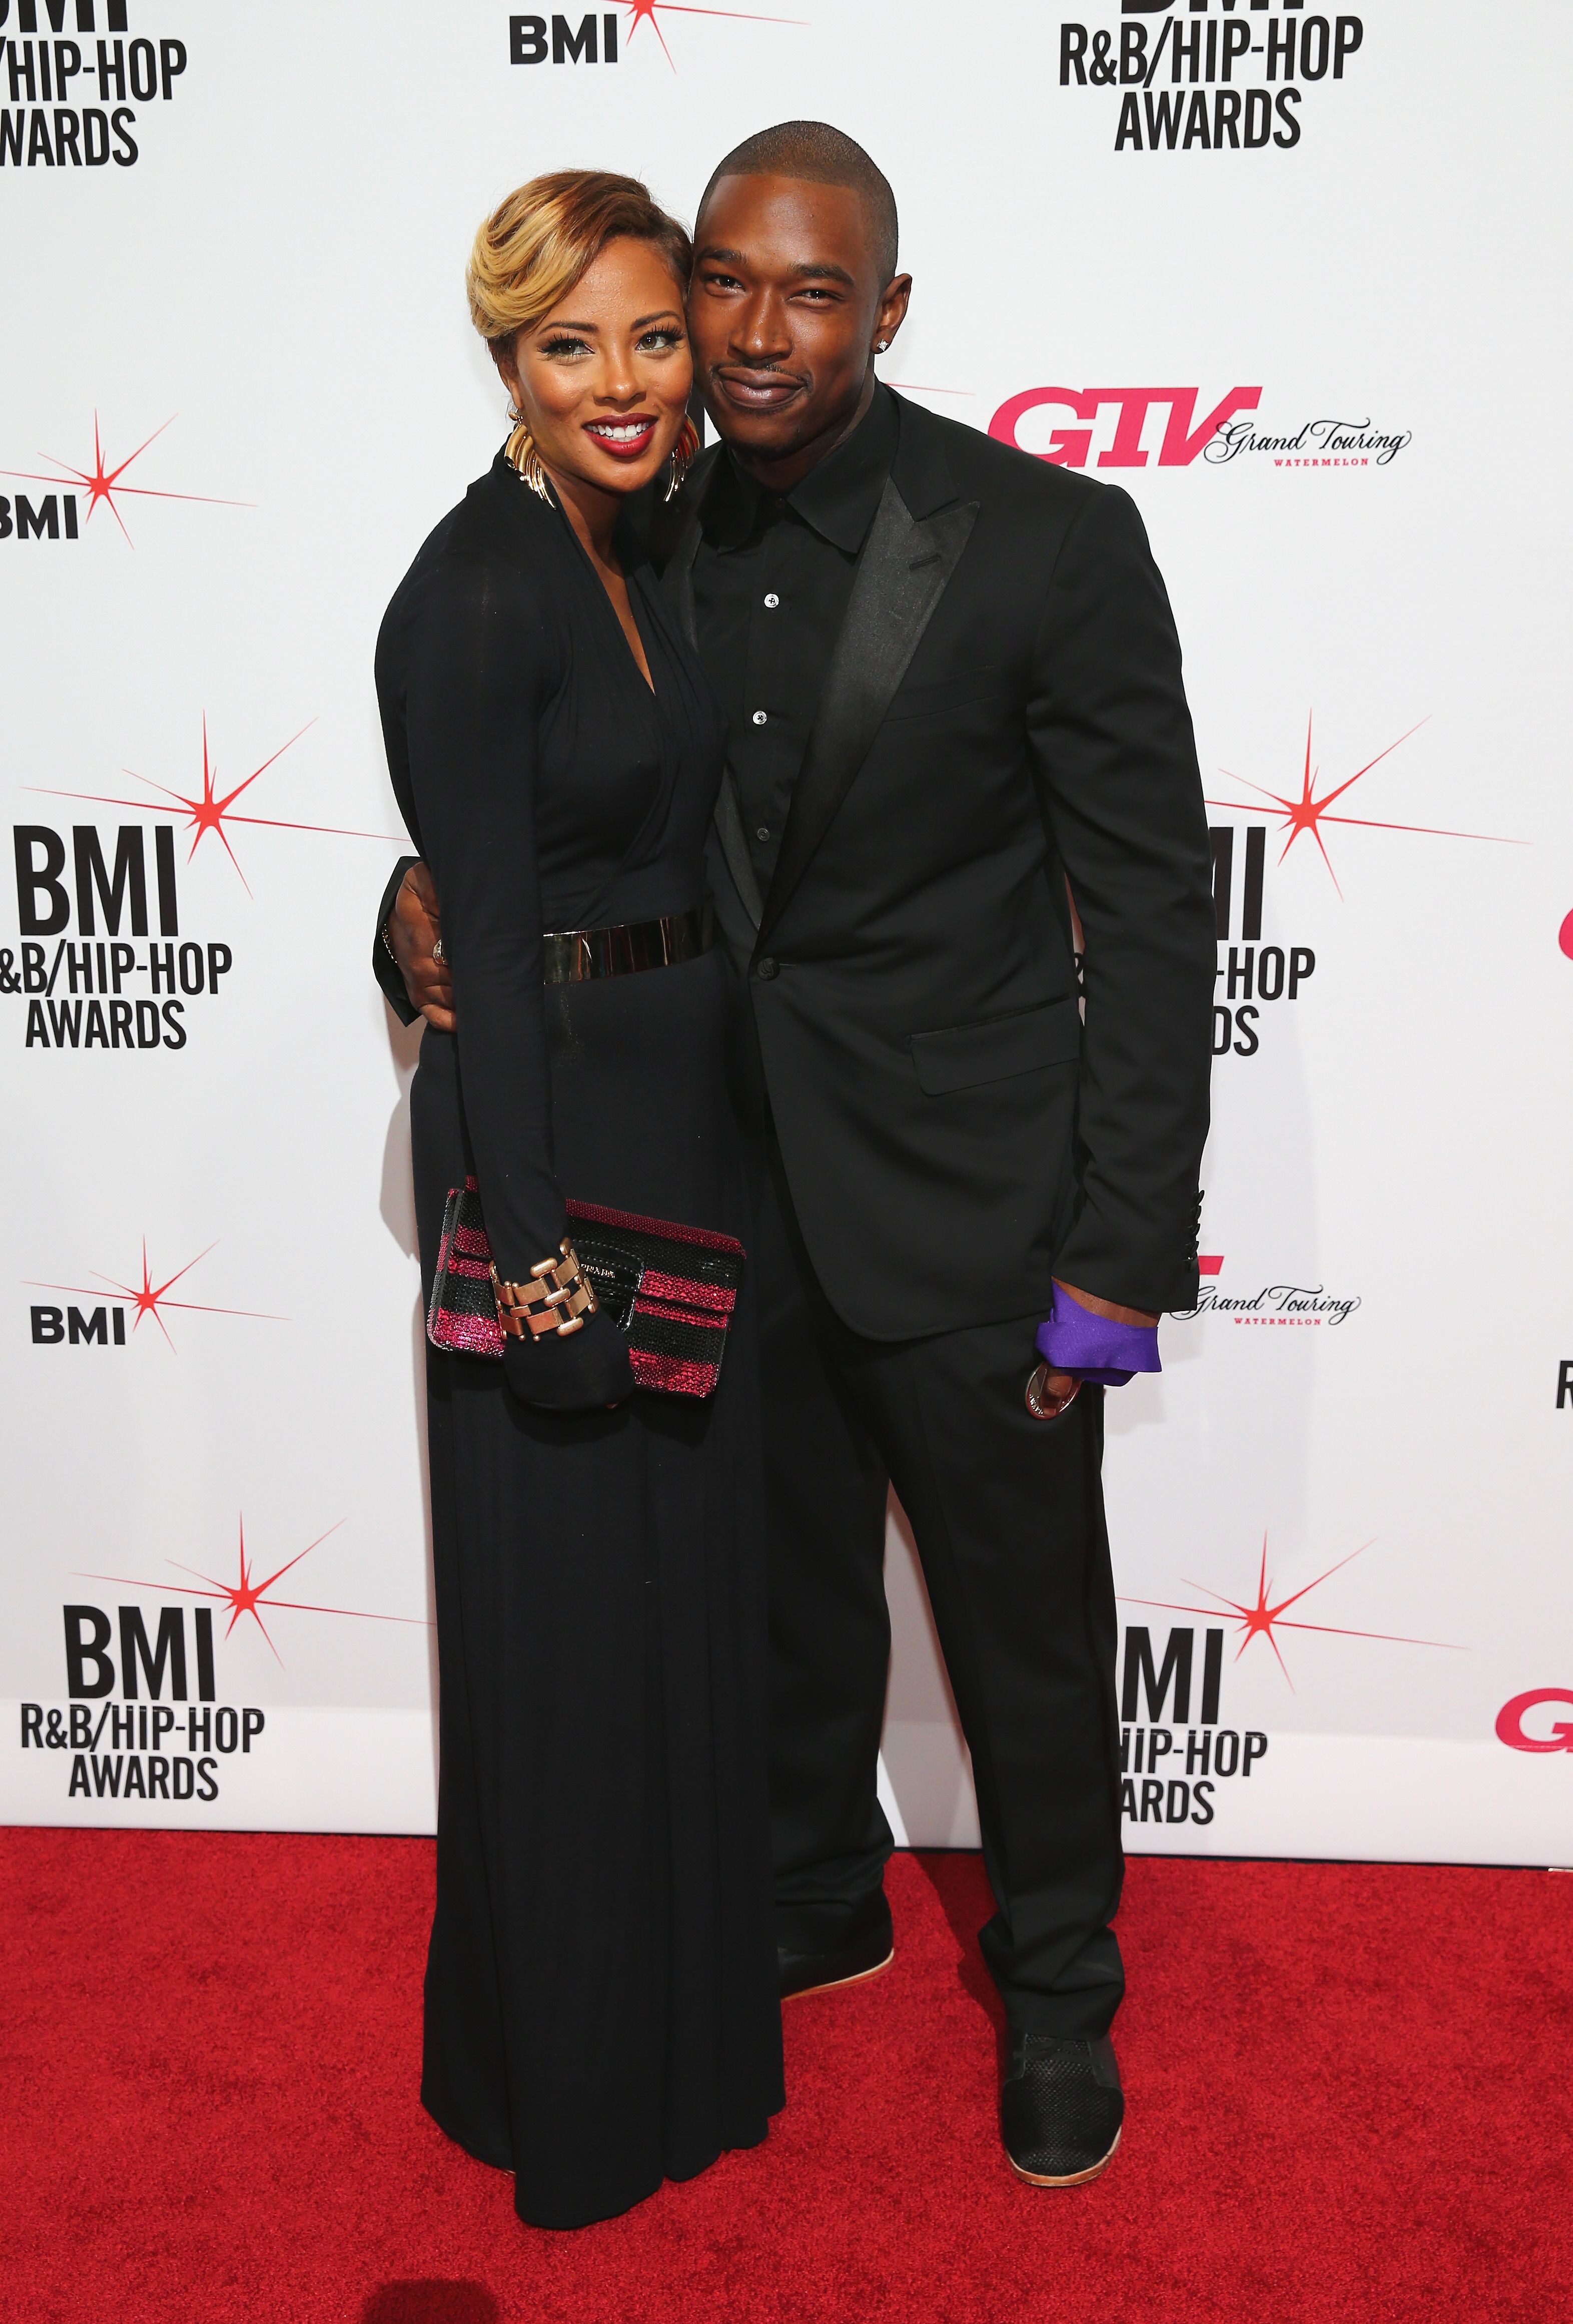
[378,124,1214,2187]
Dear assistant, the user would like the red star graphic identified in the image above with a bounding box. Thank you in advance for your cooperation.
[26,715,403,894]
[622,0,806,68]
[1206,712,1521,898]
[1121,1533,1462,1691]
[80,1516,430,1669]
[0,413,250,546]
[27,1239,285,1352]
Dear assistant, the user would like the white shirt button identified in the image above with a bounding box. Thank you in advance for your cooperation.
[752,710,767,726]
[763,592,780,609]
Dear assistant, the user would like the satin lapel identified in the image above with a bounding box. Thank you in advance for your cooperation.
[759,476,978,946]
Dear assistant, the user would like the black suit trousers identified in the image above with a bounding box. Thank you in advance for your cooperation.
[757,1143,1127,2038]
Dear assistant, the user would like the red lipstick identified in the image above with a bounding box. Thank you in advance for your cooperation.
[583,415,659,461]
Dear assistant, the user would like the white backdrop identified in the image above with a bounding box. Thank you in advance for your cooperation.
[4,0,1570,1865]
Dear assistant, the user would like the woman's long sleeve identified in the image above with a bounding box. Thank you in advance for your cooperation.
[391,555,631,1409]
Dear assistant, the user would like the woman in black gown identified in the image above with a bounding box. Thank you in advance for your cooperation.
[374,171,781,2228]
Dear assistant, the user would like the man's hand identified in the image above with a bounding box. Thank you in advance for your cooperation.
[1053,1279,1158,1331]
[1035,1278,1159,1410]
[389,861,453,1033]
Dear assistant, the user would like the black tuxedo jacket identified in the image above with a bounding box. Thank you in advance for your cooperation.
[663,394,1212,1337]
[375,395,1214,1340]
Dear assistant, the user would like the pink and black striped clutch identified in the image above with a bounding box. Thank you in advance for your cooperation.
[426,1177,742,1399]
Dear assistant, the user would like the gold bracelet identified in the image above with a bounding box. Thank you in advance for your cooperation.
[491,1240,598,1340]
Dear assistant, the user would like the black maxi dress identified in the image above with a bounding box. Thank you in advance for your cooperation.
[375,452,782,2229]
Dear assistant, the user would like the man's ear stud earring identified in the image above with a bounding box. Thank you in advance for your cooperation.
[876,340,889,352]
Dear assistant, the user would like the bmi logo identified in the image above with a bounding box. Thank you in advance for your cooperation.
[1118,1621,1264,1830]
[5,715,402,1050]
[1058,4,1365,154]
[1119,1534,1461,1829]
[1206,713,1519,1060]
[19,1517,429,1810]
[26,1236,283,1352]
[26,1603,253,1807]
[1,414,246,550]
[1,8,189,171]
[8,815,200,1051]
[509,1,805,71]
[1208,819,1314,1060]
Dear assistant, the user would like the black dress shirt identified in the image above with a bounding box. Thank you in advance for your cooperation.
[690,386,898,888]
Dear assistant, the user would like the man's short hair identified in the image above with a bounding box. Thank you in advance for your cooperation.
[698,121,900,286]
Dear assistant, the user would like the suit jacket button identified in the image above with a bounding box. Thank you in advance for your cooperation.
[754,956,778,980]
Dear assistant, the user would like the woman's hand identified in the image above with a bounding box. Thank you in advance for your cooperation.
[502,1308,635,1413]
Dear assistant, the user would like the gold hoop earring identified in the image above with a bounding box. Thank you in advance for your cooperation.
[505,403,551,502]
[664,415,700,503]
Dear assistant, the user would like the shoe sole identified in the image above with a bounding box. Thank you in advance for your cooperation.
[1008,2126,1121,2188]
[781,1946,895,2003]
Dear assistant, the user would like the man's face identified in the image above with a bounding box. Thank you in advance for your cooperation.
[687,172,910,486]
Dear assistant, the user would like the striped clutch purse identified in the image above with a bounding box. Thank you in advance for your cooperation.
[426,1177,742,1399]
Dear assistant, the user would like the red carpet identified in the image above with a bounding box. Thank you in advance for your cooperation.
[1,1834,1567,2323]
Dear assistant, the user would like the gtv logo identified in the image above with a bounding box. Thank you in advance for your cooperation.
[989,384,1261,468]
[1495,1690,1573,1755]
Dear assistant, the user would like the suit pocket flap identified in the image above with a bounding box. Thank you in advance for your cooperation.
[908,1000,1080,1095]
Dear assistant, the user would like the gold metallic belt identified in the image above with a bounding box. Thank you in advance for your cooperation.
[540,901,714,984]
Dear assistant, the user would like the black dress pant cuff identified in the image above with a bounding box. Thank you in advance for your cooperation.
[1001,1988,1123,2042]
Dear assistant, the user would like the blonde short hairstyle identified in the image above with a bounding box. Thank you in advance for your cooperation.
[466,168,692,366]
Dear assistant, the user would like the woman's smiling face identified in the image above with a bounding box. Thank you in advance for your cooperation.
[499,235,693,498]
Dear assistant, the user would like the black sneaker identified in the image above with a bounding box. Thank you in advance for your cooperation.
[1000,2031,1123,2186]
[777,1888,895,2002]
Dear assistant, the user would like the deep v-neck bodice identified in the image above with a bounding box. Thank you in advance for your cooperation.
[397,454,726,942]
[550,486,659,698]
